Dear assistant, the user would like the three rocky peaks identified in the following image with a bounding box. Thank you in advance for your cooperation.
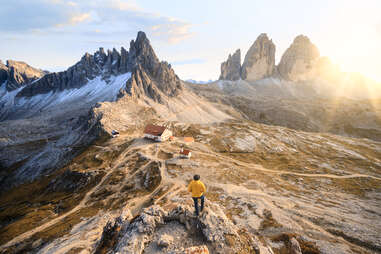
[219,33,322,82]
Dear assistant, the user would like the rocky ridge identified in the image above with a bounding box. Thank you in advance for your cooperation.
[0,60,47,91]
[16,32,182,102]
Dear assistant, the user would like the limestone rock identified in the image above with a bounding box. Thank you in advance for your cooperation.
[241,33,275,81]
[15,31,183,102]
[184,245,209,254]
[0,60,46,91]
[115,203,260,254]
[277,35,320,81]
[114,205,166,254]
[289,237,302,254]
[0,61,8,85]
[157,234,174,248]
[219,49,241,81]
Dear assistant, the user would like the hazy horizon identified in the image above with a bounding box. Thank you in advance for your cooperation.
[1,0,380,82]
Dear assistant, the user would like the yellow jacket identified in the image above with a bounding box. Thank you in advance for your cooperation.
[188,180,206,198]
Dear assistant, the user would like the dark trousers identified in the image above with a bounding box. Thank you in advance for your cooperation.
[192,195,204,216]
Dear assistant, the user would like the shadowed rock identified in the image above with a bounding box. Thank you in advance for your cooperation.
[0,60,46,91]
[219,49,241,81]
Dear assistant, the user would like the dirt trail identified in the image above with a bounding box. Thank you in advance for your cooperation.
[0,140,139,250]
[195,150,381,181]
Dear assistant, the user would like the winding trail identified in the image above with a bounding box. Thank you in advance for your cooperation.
[195,150,381,181]
[0,139,142,250]
[2,134,380,252]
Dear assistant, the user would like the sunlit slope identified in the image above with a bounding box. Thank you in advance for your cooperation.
[1,119,380,253]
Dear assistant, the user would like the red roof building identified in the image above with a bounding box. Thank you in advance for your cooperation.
[180,148,192,158]
[143,124,172,142]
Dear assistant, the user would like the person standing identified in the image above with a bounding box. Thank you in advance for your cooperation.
[188,174,206,216]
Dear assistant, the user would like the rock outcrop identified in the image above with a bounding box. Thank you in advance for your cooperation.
[114,203,260,254]
[241,33,275,81]
[0,60,46,91]
[219,49,241,81]
[277,35,320,81]
[16,31,182,102]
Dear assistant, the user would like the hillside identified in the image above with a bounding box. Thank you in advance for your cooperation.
[0,31,380,254]
[0,119,380,253]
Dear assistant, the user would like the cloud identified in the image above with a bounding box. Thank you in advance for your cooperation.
[2,0,194,45]
[151,23,194,44]
[69,12,91,24]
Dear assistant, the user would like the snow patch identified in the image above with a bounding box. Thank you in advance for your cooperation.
[1,72,131,118]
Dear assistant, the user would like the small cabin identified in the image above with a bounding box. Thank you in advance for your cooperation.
[143,124,172,142]
[180,148,192,159]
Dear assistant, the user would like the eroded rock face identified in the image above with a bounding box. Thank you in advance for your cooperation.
[219,49,241,81]
[241,33,275,81]
[114,203,260,254]
[277,35,320,81]
[16,31,182,101]
[0,60,46,91]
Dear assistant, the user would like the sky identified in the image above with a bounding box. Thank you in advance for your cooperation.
[1,0,380,82]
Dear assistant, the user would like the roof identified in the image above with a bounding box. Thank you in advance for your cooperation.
[180,149,191,155]
[183,137,194,142]
[144,124,167,136]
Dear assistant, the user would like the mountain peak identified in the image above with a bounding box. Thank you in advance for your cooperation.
[278,35,320,81]
[0,60,46,91]
[241,33,276,81]
[15,31,182,102]
[293,34,311,44]
[219,49,241,81]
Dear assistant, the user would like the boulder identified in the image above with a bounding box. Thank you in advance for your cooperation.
[289,237,302,254]
[241,33,275,81]
[157,234,174,248]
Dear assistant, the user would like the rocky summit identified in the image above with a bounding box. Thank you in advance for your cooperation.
[0,31,381,254]
[277,35,320,81]
[241,33,276,81]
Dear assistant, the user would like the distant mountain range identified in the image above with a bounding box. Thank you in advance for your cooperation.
[185,79,215,84]
[1,31,381,254]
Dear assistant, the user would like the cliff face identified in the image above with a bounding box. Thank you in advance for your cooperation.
[0,60,47,91]
[16,32,182,102]
[277,35,320,81]
[219,49,241,81]
[241,33,276,81]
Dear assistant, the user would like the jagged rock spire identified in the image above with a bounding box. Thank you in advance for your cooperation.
[219,49,241,81]
[16,31,183,102]
[241,33,276,81]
